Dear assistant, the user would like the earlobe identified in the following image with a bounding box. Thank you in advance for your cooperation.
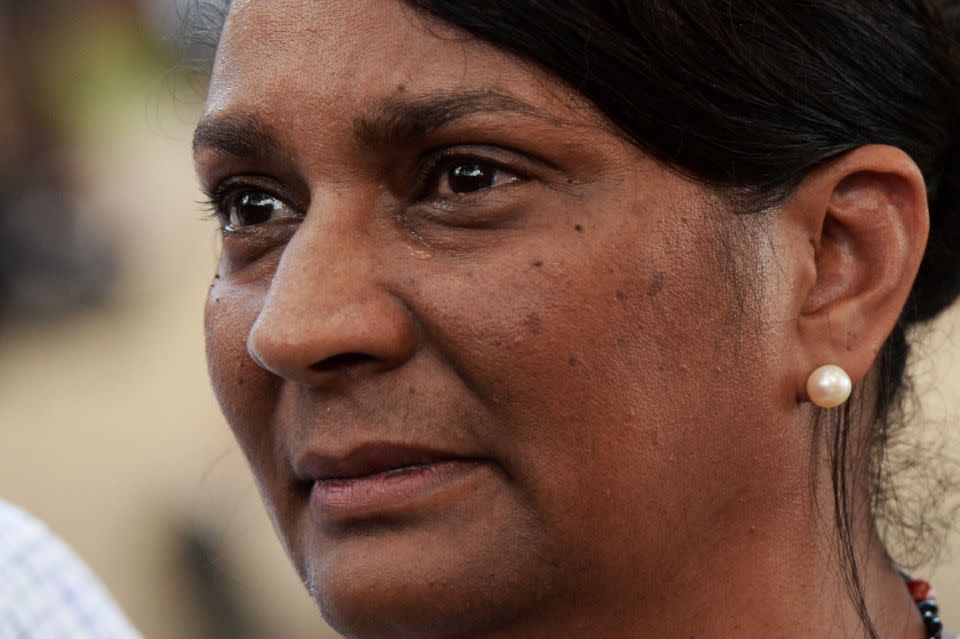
[790,145,930,399]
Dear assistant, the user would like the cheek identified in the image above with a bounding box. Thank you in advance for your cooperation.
[204,279,276,468]
[205,278,315,561]
[409,206,770,561]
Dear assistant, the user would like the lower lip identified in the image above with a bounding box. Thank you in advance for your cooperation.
[310,459,486,519]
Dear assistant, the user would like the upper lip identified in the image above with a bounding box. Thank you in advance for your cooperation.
[293,443,482,481]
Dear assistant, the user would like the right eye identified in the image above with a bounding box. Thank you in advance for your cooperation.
[216,189,297,231]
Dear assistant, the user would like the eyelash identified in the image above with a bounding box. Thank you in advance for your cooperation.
[199,176,288,216]
[199,189,223,221]
[199,185,237,226]
[412,149,526,201]
[200,150,527,228]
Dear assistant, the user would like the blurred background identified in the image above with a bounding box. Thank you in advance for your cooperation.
[0,2,956,638]
[0,1,334,637]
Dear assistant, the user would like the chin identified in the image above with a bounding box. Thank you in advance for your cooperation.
[306,545,517,639]
[292,517,551,639]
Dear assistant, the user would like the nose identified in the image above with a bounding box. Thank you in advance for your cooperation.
[246,207,417,387]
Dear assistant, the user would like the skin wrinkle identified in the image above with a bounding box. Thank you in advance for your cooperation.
[198,2,932,638]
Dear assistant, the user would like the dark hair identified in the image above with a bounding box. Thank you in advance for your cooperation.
[198,0,960,635]
[398,2,960,637]
[180,0,232,79]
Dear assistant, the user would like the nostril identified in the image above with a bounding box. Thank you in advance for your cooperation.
[310,352,377,372]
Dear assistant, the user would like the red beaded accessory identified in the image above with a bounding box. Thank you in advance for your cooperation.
[906,577,943,639]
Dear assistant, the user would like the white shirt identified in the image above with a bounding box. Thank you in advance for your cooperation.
[0,500,141,638]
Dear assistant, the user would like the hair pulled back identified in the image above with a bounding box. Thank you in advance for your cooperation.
[194,0,960,635]
[400,2,960,637]
[404,0,960,324]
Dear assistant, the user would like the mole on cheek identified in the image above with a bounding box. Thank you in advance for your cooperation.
[574,224,584,233]
[531,260,543,268]
[524,312,543,335]
[646,273,665,297]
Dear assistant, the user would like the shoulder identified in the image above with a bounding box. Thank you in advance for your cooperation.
[0,500,59,579]
[0,499,142,638]
[0,499,47,545]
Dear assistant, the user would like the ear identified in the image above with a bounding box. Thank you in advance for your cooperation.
[786,145,930,401]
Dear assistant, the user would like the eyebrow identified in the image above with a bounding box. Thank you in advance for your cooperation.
[193,112,283,160]
[353,90,539,150]
[192,90,540,160]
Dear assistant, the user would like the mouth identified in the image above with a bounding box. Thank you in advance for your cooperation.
[294,443,491,522]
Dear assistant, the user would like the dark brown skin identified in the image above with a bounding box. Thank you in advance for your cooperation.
[197,2,932,637]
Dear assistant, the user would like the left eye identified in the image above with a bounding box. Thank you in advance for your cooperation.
[434,162,519,197]
[218,190,296,230]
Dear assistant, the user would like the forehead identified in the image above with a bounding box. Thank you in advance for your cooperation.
[206,0,583,131]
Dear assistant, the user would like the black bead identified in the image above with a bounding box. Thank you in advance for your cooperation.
[913,600,942,638]
[922,615,943,637]
[917,600,939,613]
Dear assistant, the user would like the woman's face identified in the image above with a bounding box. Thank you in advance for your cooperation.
[198,1,801,636]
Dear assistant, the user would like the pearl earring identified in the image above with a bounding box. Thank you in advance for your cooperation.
[806,364,852,408]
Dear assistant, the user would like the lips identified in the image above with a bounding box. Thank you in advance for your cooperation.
[294,443,483,481]
[294,443,491,520]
